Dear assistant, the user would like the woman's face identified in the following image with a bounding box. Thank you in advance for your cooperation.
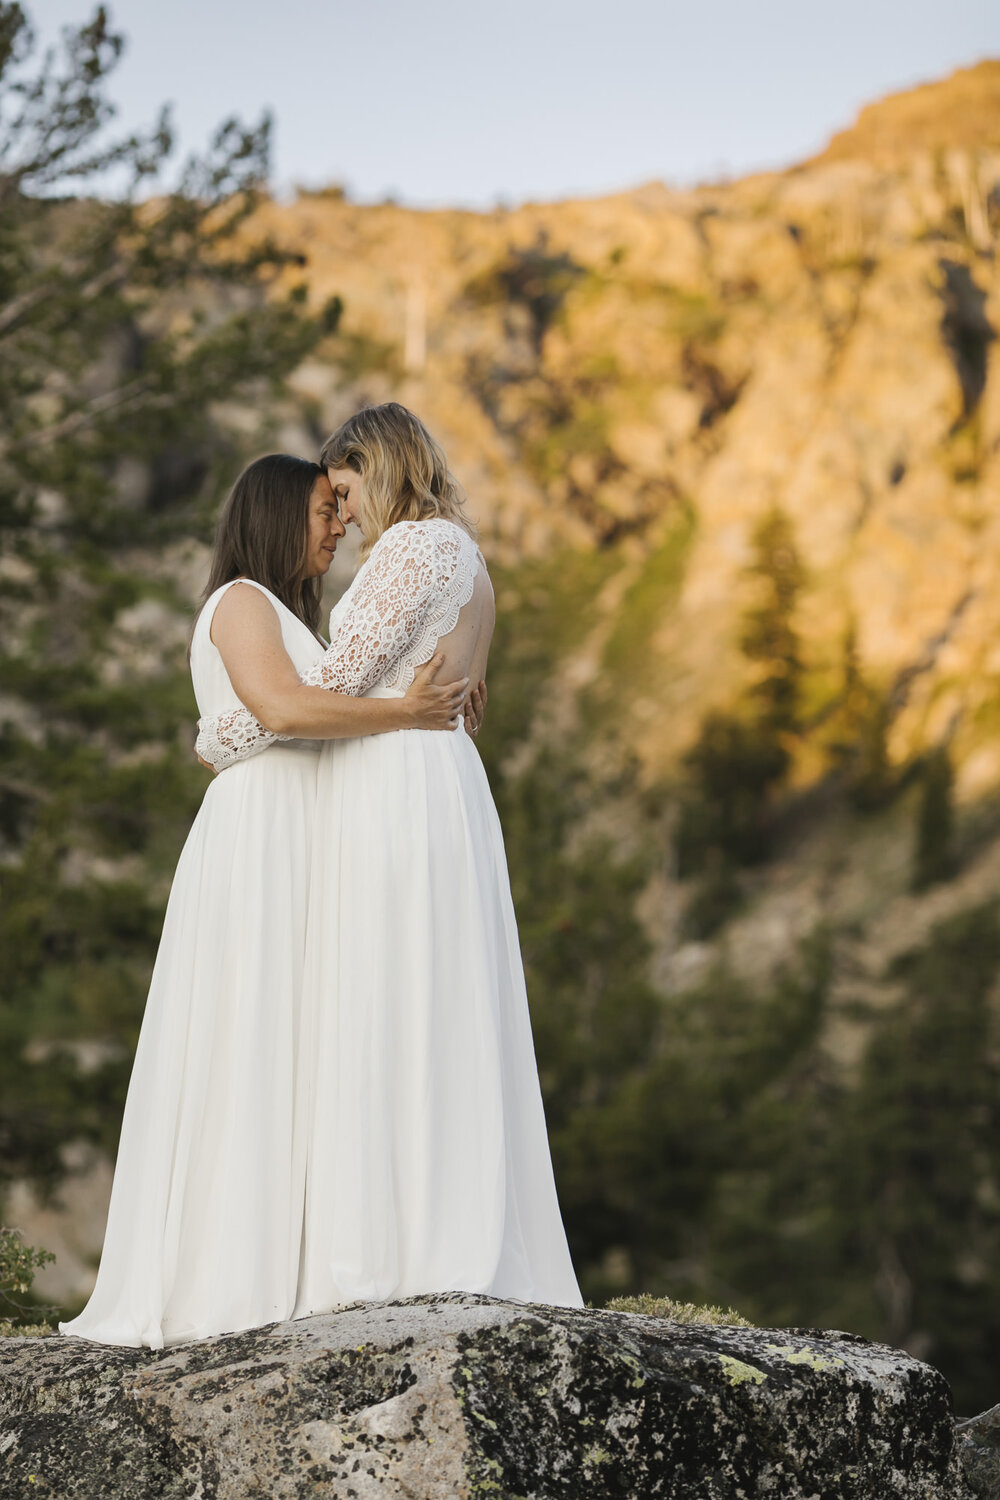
[303,473,346,578]
[327,466,367,536]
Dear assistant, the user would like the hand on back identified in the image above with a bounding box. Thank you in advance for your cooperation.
[405,655,471,730]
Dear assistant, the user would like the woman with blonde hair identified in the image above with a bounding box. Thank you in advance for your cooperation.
[197,403,583,1314]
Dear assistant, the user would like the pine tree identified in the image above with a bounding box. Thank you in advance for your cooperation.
[0,4,339,1187]
[739,506,805,737]
[677,507,805,876]
[912,745,955,890]
[824,620,895,810]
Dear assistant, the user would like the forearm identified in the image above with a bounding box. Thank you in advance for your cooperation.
[255,683,414,739]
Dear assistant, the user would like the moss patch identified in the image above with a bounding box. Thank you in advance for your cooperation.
[604,1293,752,1327]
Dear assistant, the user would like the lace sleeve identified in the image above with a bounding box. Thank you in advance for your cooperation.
[301,522,454,695]
[195,709,287,772]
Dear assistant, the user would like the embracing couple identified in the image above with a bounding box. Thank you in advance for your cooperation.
[61,402,582,1350]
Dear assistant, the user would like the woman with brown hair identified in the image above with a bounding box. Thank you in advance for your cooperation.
[61,453,471,1349]
[197,406,583,1315]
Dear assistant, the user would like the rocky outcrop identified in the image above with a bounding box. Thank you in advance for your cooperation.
[0,1293,969,1498]
[957,1403,1000,1499]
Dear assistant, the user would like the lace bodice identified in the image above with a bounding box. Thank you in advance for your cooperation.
[195,519,484,771]
[308,519,482,695]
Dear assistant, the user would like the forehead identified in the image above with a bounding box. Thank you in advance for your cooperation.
[310,472,336,506]
[326,465,359,490]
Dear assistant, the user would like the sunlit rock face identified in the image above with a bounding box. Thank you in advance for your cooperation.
[0,1294,969,1499]
[244,63,1000,791]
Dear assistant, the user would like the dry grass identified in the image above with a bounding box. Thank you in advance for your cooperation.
[0,1320,56,1338]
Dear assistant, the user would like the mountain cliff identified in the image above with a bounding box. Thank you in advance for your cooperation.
[255,59,998,780]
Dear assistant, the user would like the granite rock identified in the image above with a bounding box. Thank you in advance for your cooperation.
[0,1293,969,1499]
[957,1402,1000,1499]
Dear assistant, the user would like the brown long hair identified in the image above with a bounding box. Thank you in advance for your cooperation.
[320,403,476,556]
[199,453,325,633]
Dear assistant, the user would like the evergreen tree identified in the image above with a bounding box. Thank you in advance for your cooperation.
[738,506,805,737]
[677,506,805,878]
[0,3,339,1188]
[833,904,1000,1412]
[824,620,895,810]
[912,745,955,890]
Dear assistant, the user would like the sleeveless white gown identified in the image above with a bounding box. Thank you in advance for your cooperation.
[197,520,583,1313]
[60,581,325,1349]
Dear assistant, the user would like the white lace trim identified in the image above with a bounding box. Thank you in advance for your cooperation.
[196,711,287,770]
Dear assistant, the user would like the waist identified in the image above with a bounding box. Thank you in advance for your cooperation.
[362,681,464,734]
[270,737,323,755]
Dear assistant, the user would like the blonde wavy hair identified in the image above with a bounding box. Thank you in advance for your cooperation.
[319,403,477,554]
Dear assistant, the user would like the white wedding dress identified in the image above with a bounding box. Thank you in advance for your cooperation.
[197,519,582,1313]
[60,581,326,1348]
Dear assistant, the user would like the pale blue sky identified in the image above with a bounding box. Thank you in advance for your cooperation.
[31,0,1000,206]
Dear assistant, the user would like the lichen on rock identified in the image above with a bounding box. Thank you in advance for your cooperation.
[0,1293,971,1498]
[956,1402,1000,1500]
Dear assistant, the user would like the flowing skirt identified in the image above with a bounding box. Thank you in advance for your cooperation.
[294,706,582,1314]
[60,745,320,1349]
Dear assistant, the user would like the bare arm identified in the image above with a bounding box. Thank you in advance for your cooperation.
[210,584,466,739]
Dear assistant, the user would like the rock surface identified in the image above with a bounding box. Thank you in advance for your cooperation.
[0,1293,969,1499]
[957,1403,1000,1499]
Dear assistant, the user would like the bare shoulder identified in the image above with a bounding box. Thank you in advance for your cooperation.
[210,580,281,646]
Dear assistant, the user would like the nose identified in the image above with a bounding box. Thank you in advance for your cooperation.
[329,510,346,539]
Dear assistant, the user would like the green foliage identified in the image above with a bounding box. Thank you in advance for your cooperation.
[0,1227,56,1331]
[912,746,955,889]
[821,623,896,809]
[599,504,696,688]
[476,548,608,761]
[478,546,669,1299]
[504,756,665,1290]
[832,905,1000,1411]
[738,508,805,736]
[677,711,790,874]
[680,852,742,940]
[604,1293,752,1327]
[329,325,400,383]
[463,239,584,349]
[463,244,649,540]
[689,904,1000,1415]
[939,258,994,419]
[660,287,727,345]
[0,3,338,1188]
[676,507,805,875]
[475,530,1000,1408]
[563,932,833,1303]
[523,395,614,487]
